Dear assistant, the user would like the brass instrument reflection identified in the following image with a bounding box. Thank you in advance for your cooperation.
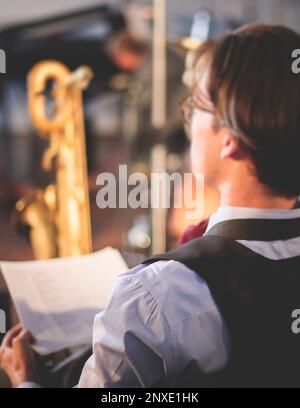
[16,61,93,259]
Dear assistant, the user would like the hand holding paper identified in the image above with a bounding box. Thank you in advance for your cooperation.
[0,248,128,355]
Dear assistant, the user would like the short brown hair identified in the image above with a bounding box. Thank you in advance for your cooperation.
[193,24,300,196]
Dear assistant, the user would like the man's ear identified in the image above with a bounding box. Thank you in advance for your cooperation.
[220,130,239,160]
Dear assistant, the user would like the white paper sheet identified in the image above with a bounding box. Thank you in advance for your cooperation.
[0,248,128,355]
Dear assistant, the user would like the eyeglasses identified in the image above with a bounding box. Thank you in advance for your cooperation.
[180,93,215,127]
[180,92,259,152]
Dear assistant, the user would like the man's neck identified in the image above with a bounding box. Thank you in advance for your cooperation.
[217,180,298,210]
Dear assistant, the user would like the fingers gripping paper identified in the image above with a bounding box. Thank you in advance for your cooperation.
[0,248,128,355]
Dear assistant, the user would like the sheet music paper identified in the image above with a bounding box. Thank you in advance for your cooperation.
[0,248,128,355]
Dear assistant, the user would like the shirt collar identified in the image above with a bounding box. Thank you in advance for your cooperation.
[206,206,300,234]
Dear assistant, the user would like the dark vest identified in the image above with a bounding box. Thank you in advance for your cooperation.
[145,217,300,388]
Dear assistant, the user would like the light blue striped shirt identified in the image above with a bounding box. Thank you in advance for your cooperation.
[20,206,300,388]
[77,206,300,387]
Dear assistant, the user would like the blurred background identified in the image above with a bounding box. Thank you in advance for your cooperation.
[0,0,300,328]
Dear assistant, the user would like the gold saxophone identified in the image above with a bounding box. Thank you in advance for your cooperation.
[15,60,93,259]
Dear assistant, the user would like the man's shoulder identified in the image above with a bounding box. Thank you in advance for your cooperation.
[119,259,221,326]
[121,259,205,291]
